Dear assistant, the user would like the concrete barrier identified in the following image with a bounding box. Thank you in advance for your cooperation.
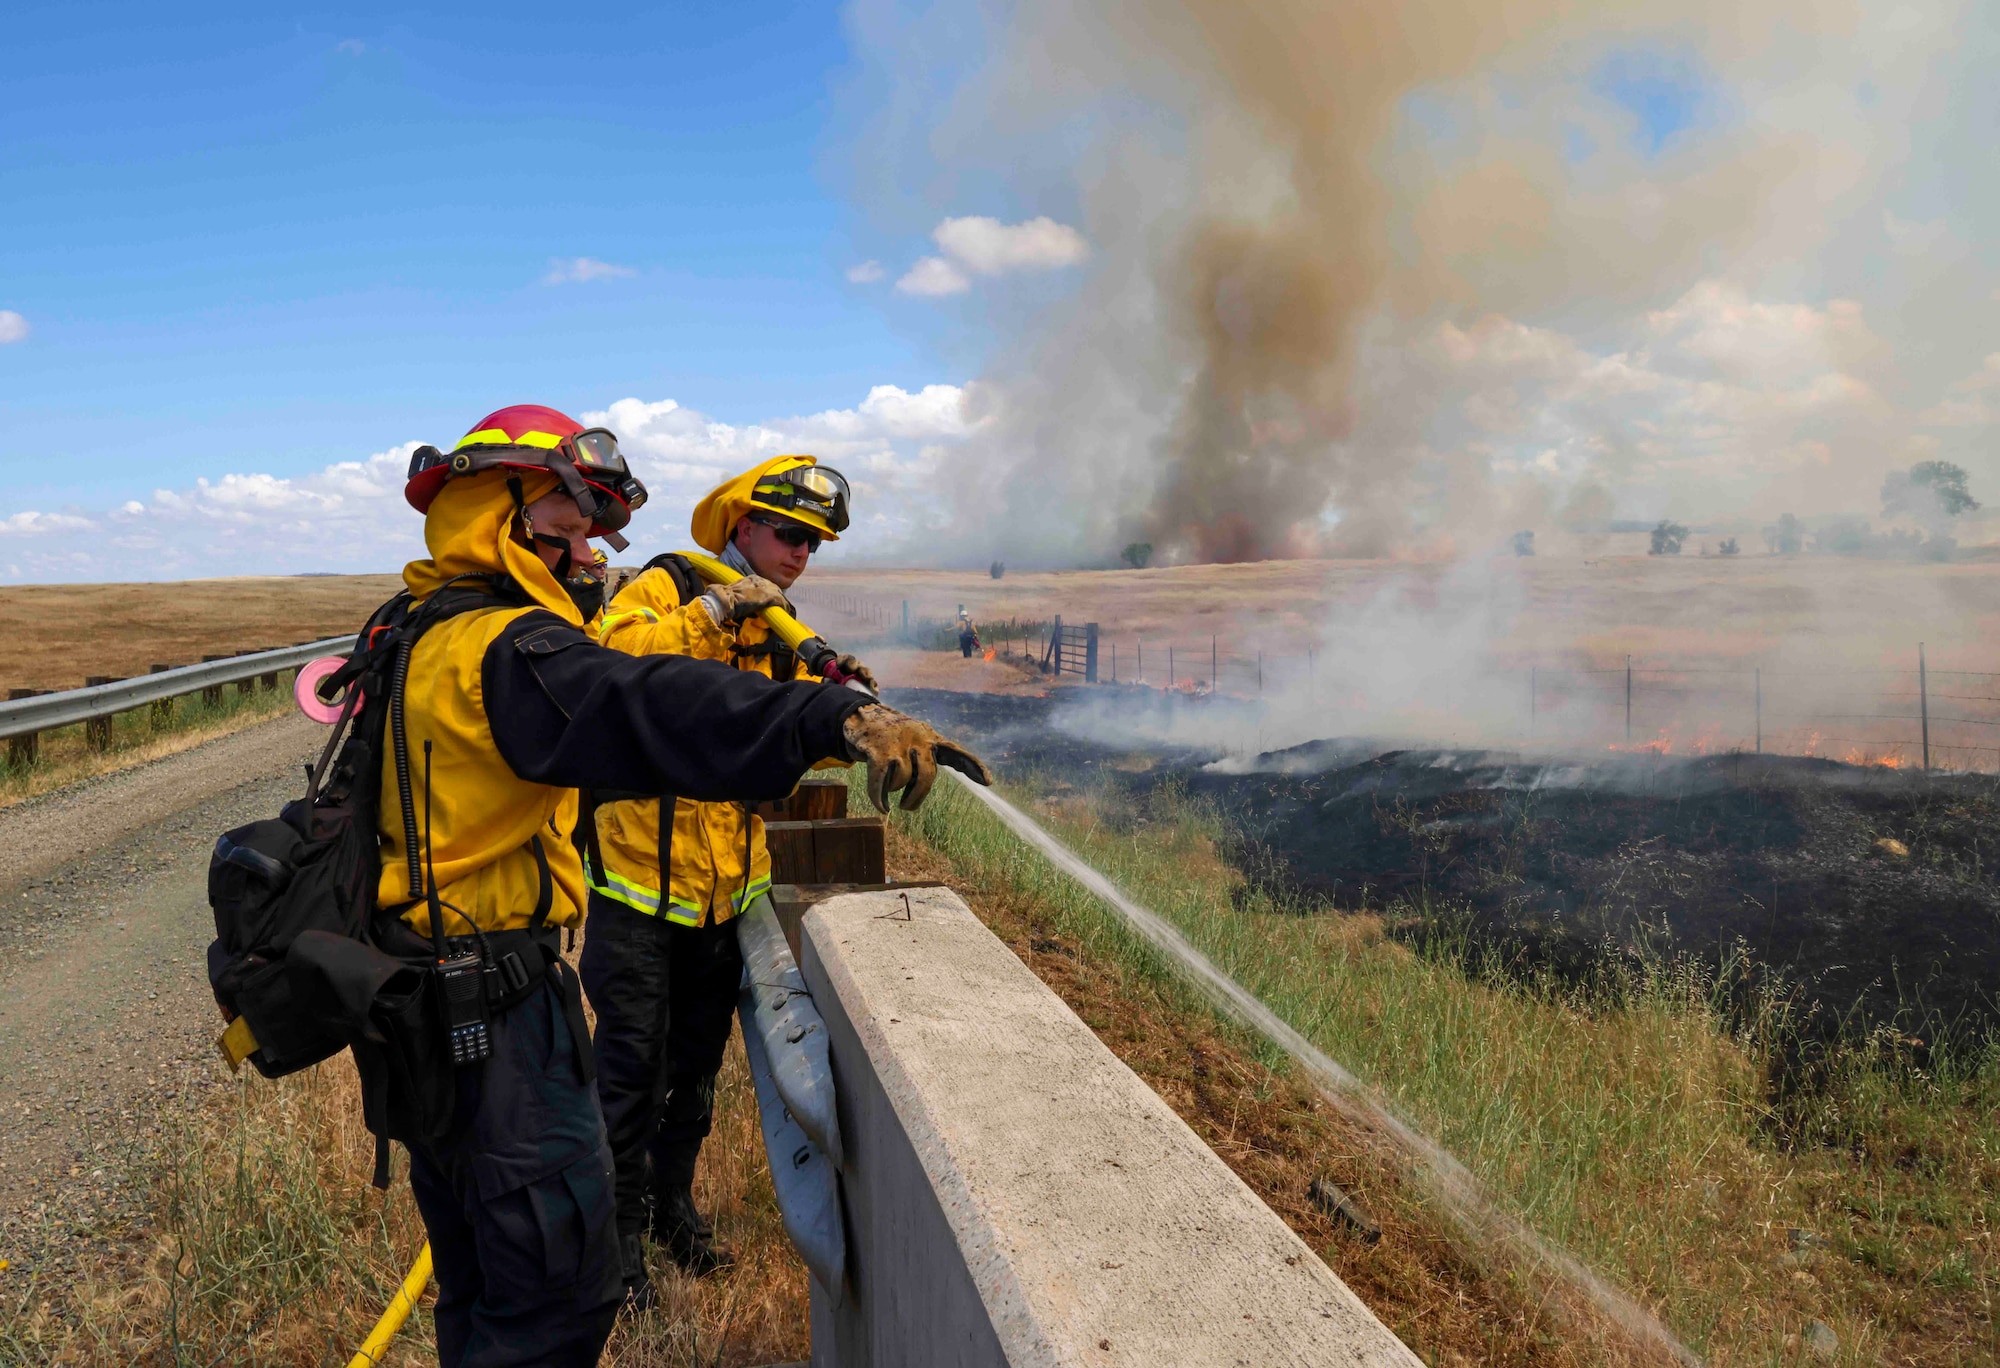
[796,885,1422,1368]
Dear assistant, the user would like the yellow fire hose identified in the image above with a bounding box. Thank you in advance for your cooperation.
[673,550,876,695]
[347,1242,433,1367]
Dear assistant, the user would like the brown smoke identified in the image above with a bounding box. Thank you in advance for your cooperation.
[884,0,1874,566]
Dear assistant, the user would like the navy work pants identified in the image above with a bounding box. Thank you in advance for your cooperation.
[406,973,623,1368]
[578,891,745,1238]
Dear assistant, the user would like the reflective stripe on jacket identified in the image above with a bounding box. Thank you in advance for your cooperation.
[588,566,814,927]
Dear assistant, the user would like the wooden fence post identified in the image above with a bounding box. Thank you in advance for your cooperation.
[7,688,47,768]
[150,664,176,728]
[85,676,122,749]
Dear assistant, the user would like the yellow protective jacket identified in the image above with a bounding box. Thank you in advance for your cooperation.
[587,563,817,926]
[377,469,591,937]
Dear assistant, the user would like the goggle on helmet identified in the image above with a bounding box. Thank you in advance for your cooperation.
[405,404,650,551]
[750,462,851,536]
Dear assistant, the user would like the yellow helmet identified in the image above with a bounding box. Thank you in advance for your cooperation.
[691,455,851,552]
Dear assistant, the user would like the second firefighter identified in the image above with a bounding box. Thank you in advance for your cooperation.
[580,454,871,1305]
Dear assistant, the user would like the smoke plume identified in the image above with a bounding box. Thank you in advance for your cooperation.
[845,0,1982,565]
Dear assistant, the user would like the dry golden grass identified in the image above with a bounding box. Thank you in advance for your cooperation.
[0,576,401,694]
[12,946,809,1368]
[799,552,2000,674]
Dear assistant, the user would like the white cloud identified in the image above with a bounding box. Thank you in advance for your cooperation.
[0,511,93,536]
[895,257,972,296]
[932,215,1090,274]
[846,260,886,284]
[582,384,978,553]
[0,311,29,344]
[541,257,636,286]
[334,38,366,56]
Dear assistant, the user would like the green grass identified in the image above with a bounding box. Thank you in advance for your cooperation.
[874,766,2000,1365]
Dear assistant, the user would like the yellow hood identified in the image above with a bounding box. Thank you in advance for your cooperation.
[403,468,580,624]
[690,454,834,553]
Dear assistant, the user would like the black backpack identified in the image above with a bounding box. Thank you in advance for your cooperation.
[206,577,522,1088]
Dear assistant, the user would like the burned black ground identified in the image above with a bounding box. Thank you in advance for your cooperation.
[893,687,2000,1051]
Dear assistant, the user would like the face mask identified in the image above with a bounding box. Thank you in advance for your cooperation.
[563,572,605,619]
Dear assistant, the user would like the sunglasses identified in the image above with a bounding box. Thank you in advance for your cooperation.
[749,516,822,552]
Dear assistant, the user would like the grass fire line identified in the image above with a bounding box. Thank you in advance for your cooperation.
[932,767,1703,1365]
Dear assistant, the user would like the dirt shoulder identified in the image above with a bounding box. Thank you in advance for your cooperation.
[0,715,321,1282]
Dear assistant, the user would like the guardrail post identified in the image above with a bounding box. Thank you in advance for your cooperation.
[1084,623,1098,684]
[150,664,175,728]
[201,656,227,707]
[6,689,45,768]
[258,647,281,690]
[85,677,121,749]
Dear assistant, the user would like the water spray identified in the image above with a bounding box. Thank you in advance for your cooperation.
[943,768,1704,1366]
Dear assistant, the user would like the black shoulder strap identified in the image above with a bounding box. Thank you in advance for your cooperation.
[640,553,704,609]
[527,834,554,933]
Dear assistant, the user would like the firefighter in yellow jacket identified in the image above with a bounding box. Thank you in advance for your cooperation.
[384,412,988,1364]
[581,455,868,1300]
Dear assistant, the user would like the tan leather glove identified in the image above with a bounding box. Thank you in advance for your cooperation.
[702,575,788,625]
[842,704,994,812]
[832,654,878,693]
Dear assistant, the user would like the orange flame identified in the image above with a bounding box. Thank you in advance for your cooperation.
[983,648,996,662]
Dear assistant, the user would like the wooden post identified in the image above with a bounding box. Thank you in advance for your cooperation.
[201,655,227,707]
[1051,616,1064,677]
[6,688,45,768]
[1920,643,1930,771]
[1111,643,1117,683]
[151,664,175,728]
[1625,655,1633,742]
[1754,667,1761,754]
[1084,623,1099,684]
[85,676,120,749]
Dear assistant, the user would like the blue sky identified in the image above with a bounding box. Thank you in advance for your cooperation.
[1,2,943,515]
[1,1,1992,581]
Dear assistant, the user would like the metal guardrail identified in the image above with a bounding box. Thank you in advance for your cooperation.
[0,636,356,742]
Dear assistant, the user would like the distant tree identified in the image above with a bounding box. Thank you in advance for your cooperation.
[1717,537,1740,556]
[1120,542,1153,569]
[1883,460,1979,523]
[990,560,1005,580]
[1648,520,1688,556]
[1814,519,1872,555]
[1763,513,1804,555]
[1511,530,1535,557]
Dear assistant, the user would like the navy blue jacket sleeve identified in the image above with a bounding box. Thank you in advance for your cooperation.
[480,610,865,800]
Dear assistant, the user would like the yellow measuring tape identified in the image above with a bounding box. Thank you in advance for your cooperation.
[347,1242,433,1367]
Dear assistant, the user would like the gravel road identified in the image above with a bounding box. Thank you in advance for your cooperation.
[0,714,322,1281]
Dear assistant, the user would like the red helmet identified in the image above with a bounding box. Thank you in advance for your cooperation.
[404,404,648,550]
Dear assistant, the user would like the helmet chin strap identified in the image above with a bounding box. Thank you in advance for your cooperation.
[511,475,580,579]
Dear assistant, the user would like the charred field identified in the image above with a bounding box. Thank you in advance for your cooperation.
[893,686,2000,1056]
